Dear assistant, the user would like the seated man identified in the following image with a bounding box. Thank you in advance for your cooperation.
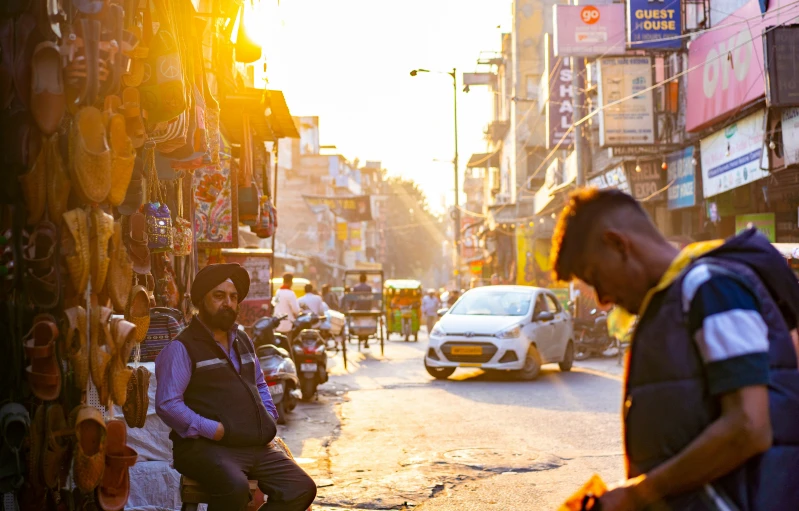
[155,263,316,511]
[298,284,329,317]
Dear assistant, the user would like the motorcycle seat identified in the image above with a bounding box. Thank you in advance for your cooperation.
[256,345,291,359]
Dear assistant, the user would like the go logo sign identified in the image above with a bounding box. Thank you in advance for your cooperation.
[702,32,753,99]
[581,6,600,25]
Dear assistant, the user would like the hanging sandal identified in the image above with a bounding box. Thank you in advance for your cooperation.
[107,222,133,313]
[24,220,60,309]
[0,403,30,493]
[72,405,106,493]
[121,87,146,149]
[62,208,90,297]
[30,41,65,135]
[24,314,62,401]
[89,207,114,292]
[42,404,70,490]
[107,112,136,206]
[28,404,46,492]
[125,285,150,342]
[108,318,136,406]
[128,212,150,275]
[121,25,146,88]
[136,365,150,427]
[90,306,114,406]
[98,420,138,511]
[64,305,89,390]
[121,368,139,428]
[70,106,111,204]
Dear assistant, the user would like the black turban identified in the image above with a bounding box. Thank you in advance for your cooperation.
[191,263,250,306]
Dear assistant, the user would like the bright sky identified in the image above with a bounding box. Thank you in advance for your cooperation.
[247,0,512,212]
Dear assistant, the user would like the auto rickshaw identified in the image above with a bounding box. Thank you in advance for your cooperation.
[341,270,385,360]
[384,279,422,342]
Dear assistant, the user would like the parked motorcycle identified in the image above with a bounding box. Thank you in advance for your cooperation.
[252,315,301,424]
[573,308,613,360]
[290,313,329,401]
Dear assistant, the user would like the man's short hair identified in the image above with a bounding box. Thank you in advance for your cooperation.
[551,188,648,282]
[283,273,294,286]
[359,273,367,283]
[305,284,313,293]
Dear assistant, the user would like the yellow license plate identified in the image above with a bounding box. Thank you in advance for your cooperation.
[451,346,483,356]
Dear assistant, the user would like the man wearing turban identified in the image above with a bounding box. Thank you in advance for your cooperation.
[155,263,316,511]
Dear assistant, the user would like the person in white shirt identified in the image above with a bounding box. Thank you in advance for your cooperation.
[272,273,300,333]
[298,284,329,317]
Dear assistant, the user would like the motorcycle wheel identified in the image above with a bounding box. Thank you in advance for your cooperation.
[300,379,317,402]
[276,399,287,425]
[286,383,298,412]
[574,348,590,361]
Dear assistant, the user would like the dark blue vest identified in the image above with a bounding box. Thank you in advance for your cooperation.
[626,254,799,510]
[170,317,277,448]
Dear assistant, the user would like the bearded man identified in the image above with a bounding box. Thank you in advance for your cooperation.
[155,263,316,511]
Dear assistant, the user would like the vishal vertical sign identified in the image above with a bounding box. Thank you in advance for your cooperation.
[627,0,683,50]
[544,34,574,150]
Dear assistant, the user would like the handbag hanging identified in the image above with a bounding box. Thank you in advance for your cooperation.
[172,176,193,256]
[142,144,174,253]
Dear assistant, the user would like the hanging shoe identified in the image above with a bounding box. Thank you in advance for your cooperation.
[72,405,106,493]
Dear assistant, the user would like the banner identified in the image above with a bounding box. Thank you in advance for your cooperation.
[588,166,630,194]
[700,109,767,198]
[666,147,697,210]
[597,57,656,146]
[303,195,373,222]
[516,225,554,288]
[553,4,627,57]
[736,213,776,242]
[627,0,682,50]
[545,34,574,150]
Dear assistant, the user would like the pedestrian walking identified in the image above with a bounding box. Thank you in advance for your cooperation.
[551,188,799,510]
[421,289,440,333]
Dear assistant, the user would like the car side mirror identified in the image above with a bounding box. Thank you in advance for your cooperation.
[535,311,555,322]
[437,308,448,317]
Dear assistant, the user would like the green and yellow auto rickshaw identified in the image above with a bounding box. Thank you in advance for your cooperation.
[384,279,422,342]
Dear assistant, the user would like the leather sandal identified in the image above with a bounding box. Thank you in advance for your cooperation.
[121,87,146,148]
[23,314,62,401]
[72,405,106,493]
[90,306,114,406]
[70,106,111,204]
[121,25,146,88]
[107,221,133,313]
[90,207,114,292]
[121,369,138,428]
[18,136,46,225]
[0,403,30,493]
[24,220,59,309]
[62,208,90,296]
[42,404,70,490]
[64,305,89,390]
[30,41,65,135]
[107,112,136,206]
[44,133,71,224]
[108,318,137,406]
[136,365,150,427]
[125,285,150,342]
[128,212,150,275]
[98,420,138,511]
[27,404,45,491]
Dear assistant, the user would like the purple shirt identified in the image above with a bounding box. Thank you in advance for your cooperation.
[155,321,278,440]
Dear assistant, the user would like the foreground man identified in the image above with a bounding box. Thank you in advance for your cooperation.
[155,263,316,511]
[552,189,799,510]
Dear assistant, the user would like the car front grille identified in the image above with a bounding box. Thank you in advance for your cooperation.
[441,342,497,363]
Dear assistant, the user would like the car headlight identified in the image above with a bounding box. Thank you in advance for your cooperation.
[497,325,521,339]
[430,324,446,337]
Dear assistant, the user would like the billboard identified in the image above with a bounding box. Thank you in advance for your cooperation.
[627,0,683,50]
[597,57,656,146]
[625,160,665,200]
[544,34,574,150]
[700,109,767,198]
[666,147,697,210]
[553,4,627,57]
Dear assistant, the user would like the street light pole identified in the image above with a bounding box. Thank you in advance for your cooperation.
[450,67,461,291]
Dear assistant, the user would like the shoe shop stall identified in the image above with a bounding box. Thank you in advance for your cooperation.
[0,1,297,510]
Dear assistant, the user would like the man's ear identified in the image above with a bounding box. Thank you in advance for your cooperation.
[601,229,630,261]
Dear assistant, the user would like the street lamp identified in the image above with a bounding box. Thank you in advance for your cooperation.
[410,67,461,289]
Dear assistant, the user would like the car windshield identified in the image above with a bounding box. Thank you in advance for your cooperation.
[448,290,532,316]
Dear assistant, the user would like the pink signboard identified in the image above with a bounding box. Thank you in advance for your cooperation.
[553,4,627,58]
[686,0,799,132]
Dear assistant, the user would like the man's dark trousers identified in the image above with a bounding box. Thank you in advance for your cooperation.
[174,438,317,511]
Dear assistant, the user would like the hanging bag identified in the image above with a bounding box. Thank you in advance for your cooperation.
[142,144,174,253]
[172,176,192,256]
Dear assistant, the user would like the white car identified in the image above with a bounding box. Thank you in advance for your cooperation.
[424,286,574,380]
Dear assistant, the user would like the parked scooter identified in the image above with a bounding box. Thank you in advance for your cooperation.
[573,308,613,360]
[290,313,329,401]
[252,315,301,424]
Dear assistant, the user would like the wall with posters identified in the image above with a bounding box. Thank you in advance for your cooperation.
[667,147,697,210]
[597,57,656,146]
[700,110,767,198]
[553,4,626,57]
[626,0,683,50]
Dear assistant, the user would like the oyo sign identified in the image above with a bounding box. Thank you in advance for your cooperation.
[686,0,796,132]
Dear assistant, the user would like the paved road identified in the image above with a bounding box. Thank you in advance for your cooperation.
[278,333,625,510]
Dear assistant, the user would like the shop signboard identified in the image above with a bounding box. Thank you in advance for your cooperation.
[625,160,665,200]
[597,57,656,146]
[764,25,799,107]
[666,147,697,210]
[544,34,574,149]
[627,0,683,50]
[736,213,776,242]
[782,107,799,166]
[588,165,631,194]
[686,0,799,132]
[700,110,767,198]
[553,4,627,57]
[303,195,373,222]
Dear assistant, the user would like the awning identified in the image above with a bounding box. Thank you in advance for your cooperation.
[219,88,299,144]
[467,152,500,168]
